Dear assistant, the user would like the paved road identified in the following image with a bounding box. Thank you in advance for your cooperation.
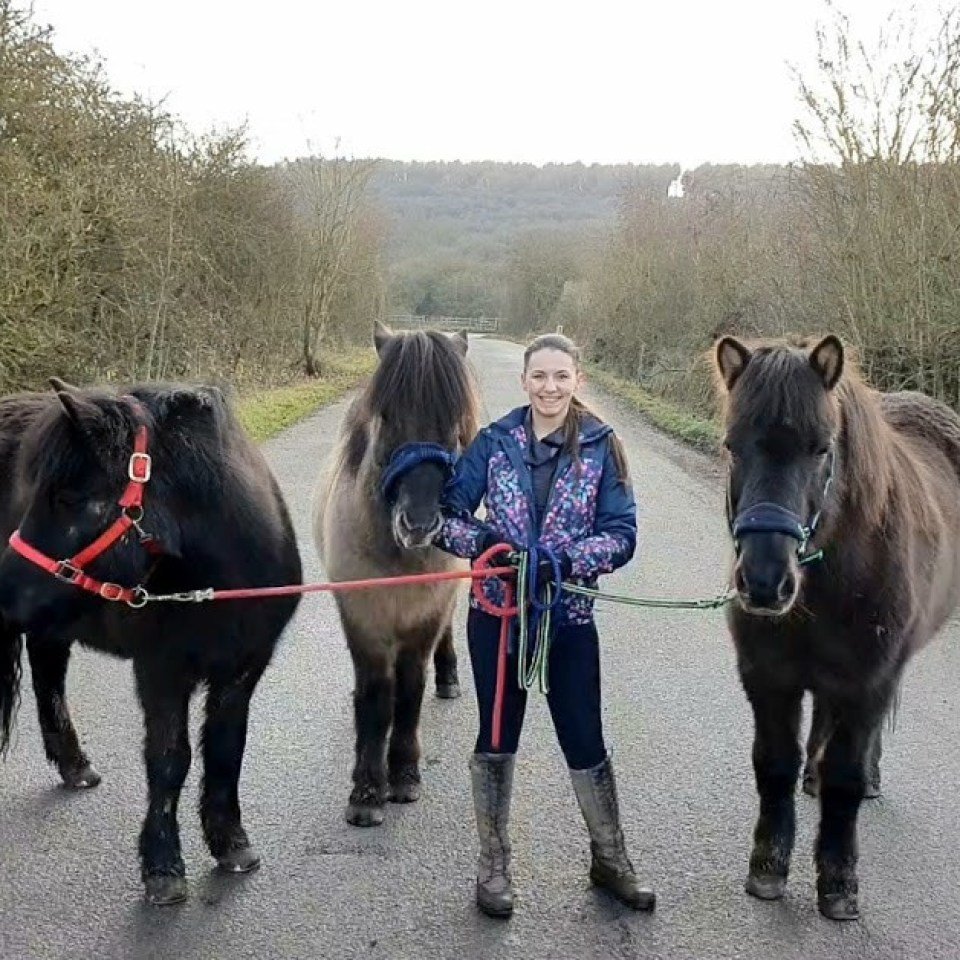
[1,337,959,960]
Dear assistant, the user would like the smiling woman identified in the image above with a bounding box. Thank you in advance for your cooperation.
[435,331,653,919]
[522,340,584,432]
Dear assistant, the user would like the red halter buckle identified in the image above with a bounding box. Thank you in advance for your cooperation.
[54,560,83,584]
[128,451,152,483]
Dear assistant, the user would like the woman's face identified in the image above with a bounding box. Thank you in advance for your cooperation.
[521,348,583,422]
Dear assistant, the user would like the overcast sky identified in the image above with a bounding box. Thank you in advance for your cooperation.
[29,0,945,167]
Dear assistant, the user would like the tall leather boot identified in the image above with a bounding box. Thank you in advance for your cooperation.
[570,754,656,911]
[470,752,515,918]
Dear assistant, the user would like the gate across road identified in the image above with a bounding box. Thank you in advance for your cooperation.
[385,315,501,333]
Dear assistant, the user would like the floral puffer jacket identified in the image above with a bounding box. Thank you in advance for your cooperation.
[436,405,637,624]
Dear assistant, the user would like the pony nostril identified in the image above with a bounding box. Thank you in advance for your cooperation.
[734,567,747,594]
[778,572,796,602]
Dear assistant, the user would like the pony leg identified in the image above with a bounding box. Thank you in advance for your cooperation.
[347,646,393,827]
[200,662,268,874]
[0,624,22,757]
[802,695,832,798]
[433,623,460,699]
[865,723,882,799]
[815,707,882,921]
[135,661,194,905]
[26,637,100,789]
[744,684,803,902]
[388,645,427,803]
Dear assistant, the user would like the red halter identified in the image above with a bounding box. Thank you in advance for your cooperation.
[8,419,155,604]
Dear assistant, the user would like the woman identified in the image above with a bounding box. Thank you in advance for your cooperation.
[436,333,655,917]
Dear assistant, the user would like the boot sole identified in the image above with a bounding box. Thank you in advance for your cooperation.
[477,900,514,918]
[591,868,656,911]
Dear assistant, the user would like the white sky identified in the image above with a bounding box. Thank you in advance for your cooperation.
[28,0,948,167]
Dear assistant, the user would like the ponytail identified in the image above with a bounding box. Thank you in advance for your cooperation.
[564,396,630,483]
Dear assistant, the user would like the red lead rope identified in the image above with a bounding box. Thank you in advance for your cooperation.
[10,469,523,747]
[469,544,519,752]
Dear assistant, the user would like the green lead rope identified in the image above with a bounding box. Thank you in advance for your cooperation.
[509,551,735,697]
[514,551,553,694]
[561,581,735,610]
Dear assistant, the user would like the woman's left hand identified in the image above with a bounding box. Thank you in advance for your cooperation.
[528,550,572,585]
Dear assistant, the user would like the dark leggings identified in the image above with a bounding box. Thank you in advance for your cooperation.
[467,606,606,770]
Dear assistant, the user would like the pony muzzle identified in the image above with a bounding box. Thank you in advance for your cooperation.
[734,545,799,616]
[393,508,443,549]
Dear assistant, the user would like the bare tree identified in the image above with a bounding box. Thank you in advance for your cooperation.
[285,155,379,376]
[794,3,960,404]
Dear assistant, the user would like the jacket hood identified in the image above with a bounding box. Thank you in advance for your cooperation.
[489,405,612,445]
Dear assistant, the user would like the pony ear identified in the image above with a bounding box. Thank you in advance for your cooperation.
[715,337,752,391]
[452,330,469,356]
[49,376,79,393]
[156,386,222,421]
[56,391,95,431]
[809,335,844,390]
[374,321,393,356]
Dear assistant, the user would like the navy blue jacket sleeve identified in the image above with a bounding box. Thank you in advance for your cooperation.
[435,429,499,559]
[562,439,637,577]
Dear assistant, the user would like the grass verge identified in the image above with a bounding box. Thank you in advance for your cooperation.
[237,350,375,442]
[587,365,721,453]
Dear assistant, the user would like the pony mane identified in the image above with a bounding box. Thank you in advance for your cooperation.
[19,383,243,511]
[343,331,479,475]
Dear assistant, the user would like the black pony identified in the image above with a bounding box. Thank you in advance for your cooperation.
[0,380,301,905]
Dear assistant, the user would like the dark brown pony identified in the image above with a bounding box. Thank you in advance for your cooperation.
[715,334,960,922]
[313,322,479,826]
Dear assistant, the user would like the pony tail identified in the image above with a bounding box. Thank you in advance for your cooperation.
[0,630,23,757]
[564,396,630,483]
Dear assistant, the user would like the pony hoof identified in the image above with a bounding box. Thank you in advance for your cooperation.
[389,781,421,803]
[346,803,385,827]
[819,893,860,921]
[435,682,461,699]
[802,774,819,798]
[745,873,787,900]
[217,845,261,874]
[144,875,188,906]
[61,763,102,790]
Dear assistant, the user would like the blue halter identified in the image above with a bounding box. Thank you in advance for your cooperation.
[731,502,807,542]
[729,446,835,566]
[380,442,458,502]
